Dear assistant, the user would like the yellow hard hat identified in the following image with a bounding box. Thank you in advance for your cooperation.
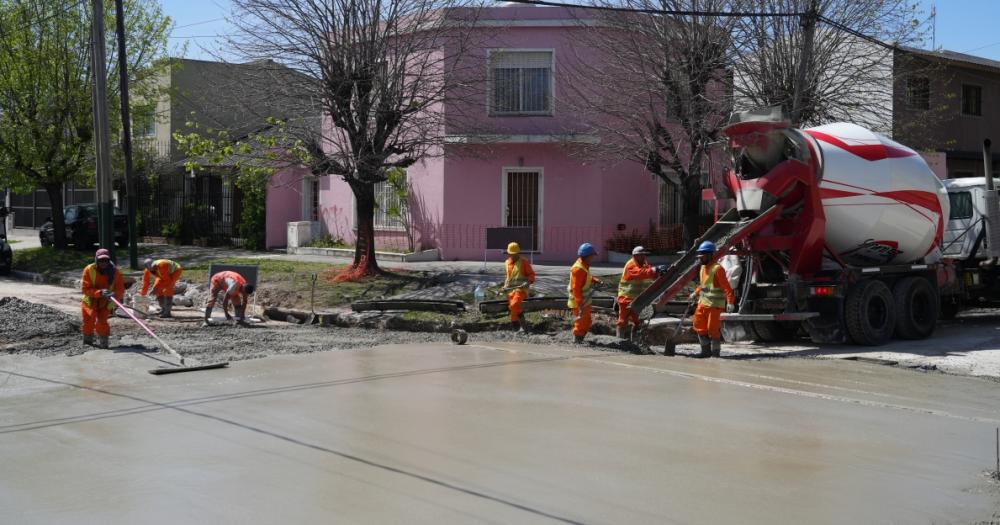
[506,242,520,254]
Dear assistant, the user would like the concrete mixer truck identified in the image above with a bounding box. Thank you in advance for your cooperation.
[630,109,975,346]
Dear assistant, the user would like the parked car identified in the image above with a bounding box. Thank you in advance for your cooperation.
[0,207,11,274]
[39,204,128,249]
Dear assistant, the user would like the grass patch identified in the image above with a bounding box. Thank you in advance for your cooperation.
[184,257,438,310]
[13,246,154,277]
[7,240,19,244]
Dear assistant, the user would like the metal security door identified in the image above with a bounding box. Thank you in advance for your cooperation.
[504,170,540,251]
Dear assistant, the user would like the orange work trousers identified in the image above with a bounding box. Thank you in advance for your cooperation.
[82,301,112,337]
[507,289,527,322]
[572,305,592,337]
[692,304,724,340]
[152,276,179,298]
[616,297,639,328]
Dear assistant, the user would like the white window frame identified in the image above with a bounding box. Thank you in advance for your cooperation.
[486,49,556,117]
[500,167,544,252]
[373,176,408,232]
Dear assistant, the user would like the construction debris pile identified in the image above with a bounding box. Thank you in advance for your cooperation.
[0,297,94,356]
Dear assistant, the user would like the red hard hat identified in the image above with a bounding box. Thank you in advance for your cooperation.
[95,248,111,260]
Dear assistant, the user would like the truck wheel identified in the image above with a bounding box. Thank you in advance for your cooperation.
[893,277,938,339]
[752,321,800,342]
[845,279,895,346]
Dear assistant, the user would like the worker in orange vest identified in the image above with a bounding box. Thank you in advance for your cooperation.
[504,242,536,333]
[140,258,183,318]
[81,248,125,349]
[205,271,256,323]
[567,243,601,344]
[689,241,735,358]
[616,246,666,339]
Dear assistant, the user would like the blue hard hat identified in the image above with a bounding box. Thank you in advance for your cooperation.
[577,243,597,257]
[696,241,717,253]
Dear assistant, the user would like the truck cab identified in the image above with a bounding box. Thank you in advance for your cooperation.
[942,178,992,261]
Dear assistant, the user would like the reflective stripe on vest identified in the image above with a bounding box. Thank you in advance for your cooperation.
[566,260,593,309]
[699,264,727,308]
[82,265,115,311]
[617,260,655,299]
[506,259,528,289]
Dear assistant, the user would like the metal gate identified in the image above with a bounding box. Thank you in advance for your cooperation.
[504,169,541,252]
[9,183,96,228]
[137,170,244,247]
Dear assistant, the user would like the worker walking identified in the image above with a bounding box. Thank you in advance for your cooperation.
[689,241,735,358]
[504,242,536,333]
[81,248,125,349]
[567,243,601,344]
[616,246,665,339]
[205,271,256,324]
[140,258,183,318]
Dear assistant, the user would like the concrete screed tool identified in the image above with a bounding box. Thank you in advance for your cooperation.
[109,296,229,375]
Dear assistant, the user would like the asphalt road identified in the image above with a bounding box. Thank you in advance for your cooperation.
[1,341,998,524]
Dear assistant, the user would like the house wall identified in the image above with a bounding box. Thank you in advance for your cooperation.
[265,166,309,248]
[440,143,654,262]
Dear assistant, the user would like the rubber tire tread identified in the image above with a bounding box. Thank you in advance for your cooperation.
[845,279,895,346]
[893,276,938,340]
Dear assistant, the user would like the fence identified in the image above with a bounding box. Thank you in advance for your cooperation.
[137,170,244,247]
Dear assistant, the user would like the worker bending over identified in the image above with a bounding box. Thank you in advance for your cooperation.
[205,271,256,324]
[567,243,601,344]
[504,242,536,333]
[689,241,735,358]
[616,246,666,339]
[81,248,125,349]
[140,258,183,318]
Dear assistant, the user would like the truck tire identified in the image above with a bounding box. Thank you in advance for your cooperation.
[893,277,938,339]
[845,279,895,346]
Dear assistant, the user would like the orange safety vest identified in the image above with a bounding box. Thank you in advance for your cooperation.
[698,264,727,308]
[505,258,532,289]
[567,259,593,309]
[617,258,657,299]
[82,263,123,311]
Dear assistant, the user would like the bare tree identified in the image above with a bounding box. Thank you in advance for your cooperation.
[563,0,737,245]
[731,0,933,134]
[202,0,483,277]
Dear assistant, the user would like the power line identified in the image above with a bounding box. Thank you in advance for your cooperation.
[495,0,805,17]
[174,17,226,29]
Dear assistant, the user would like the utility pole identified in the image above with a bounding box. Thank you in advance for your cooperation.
[790,0,818,127]
[114,0,138,269]
[90,0,115,256]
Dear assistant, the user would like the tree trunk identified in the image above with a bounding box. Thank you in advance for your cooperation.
[344,179,382,279]
[681,174,703,248]
[43,182,67,250]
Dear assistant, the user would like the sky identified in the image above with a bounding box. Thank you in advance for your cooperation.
[162,0,1000,61]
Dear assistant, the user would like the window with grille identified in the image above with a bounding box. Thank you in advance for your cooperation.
[373,171,407,230]
[658,179,680,226]
[489,51,553,116]
[962,84,982,116]
[310,178,320,221]
[504,170,541,250]
[905,76,929,110]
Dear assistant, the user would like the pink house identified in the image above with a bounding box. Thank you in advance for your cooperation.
[267,6,678,261]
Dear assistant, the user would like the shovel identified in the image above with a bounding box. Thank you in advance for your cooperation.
[663,299,696,357]
[306,273,318,325]
[108,296,229,375]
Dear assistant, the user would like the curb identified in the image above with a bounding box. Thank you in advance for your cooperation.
[10,269,137,289]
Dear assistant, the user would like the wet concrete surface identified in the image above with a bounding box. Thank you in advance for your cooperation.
[1,342,999,524]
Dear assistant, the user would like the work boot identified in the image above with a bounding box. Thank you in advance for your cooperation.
[616,326,626,339]
[97,336,109,349]
[159,298,172,318]
[694,335,711,358]
[710,339,722,358]
[83,334,94,346]
[518,318,529,334]
[574,335,586,345]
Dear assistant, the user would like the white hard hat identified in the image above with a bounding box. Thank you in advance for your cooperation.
[632,246,651,255]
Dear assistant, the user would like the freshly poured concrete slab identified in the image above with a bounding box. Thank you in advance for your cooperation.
[1,343,998,524]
